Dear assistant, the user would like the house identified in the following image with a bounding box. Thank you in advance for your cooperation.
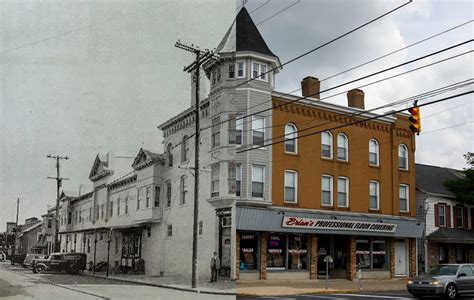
[232,7,423,281]
[415,163,474,273]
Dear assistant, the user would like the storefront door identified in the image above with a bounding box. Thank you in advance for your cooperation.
[395,240,407,276]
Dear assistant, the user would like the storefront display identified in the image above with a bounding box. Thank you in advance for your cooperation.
[288,234,308,270]
[240,233,258,270]
[267,234,286,269]
[356,238,388,269]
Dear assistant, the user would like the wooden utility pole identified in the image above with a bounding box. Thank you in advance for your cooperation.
[47,154,69,252]
[175,40,218,288]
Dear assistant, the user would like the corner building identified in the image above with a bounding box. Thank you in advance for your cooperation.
[234,9,423,281]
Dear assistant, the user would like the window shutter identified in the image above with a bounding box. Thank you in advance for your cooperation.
[446,205,451,228]
[463,207,468,228]
[471,208,474,229]
[434,204,439,227]
[453,206,458,228]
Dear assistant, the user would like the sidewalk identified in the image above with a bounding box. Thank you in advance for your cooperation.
[237,278,409,297]
[81,270,236,296]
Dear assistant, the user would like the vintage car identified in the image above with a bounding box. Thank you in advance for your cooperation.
[22,254,47,268]
[32,252,87,274]
[10,253,27,265]
[407,264,474,299]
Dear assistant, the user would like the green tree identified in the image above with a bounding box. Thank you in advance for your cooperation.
[444,152,474,204]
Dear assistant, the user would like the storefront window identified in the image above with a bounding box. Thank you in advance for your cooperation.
[288,234,308,270]
[356,238,389,270]
[267,234,286,269]
[240,233,258,271]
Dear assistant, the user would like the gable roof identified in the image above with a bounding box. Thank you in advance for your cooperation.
[415,163,463,197]
[216,7,277,58]
[88,153,112,181]
[131,148,163,170]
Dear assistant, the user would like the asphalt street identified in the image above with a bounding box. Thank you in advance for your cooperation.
[238,291,474,300]
[0,262,233,300]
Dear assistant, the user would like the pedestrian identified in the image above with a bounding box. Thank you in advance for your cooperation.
[209,251,220,283]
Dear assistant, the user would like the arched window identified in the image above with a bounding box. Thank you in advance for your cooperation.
[321,131,333,159]
[368,139,379,166]
[166,143,173,167]
[284,123,298,153]
[337,133,348,161]
[398,144,408,170]
[181,136,189,163]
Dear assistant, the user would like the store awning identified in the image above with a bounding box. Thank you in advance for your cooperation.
[427,228,474,244]
[237,206,424,238]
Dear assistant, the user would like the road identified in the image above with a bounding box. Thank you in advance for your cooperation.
[238,291,474,300]
[0,262,233,300]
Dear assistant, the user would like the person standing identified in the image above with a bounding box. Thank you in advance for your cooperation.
[209,251,220,283]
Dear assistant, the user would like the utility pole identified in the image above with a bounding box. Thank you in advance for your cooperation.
[175,40,218,288]
[12,197,19,257]
[15,198,19,226]
[47,154,69,253]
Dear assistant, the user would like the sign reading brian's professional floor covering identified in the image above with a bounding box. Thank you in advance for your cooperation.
[282,217,397,233]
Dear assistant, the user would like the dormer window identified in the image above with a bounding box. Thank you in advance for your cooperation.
[237,61,245,78]
[252,62,269,81]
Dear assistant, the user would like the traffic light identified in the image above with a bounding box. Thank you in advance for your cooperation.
[408,101,421,135]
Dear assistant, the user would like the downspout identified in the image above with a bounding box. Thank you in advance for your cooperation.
[421,193,429,274]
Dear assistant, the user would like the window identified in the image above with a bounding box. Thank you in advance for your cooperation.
[398,144,408,170]
[180,176,187,205]
[167,224,172,237]
[117,197,121,216]
[260,64,267,80]
[369,181,380,210]
[252,62,268,81]
[240,233,258,270]
[101,204,104,219]
[211,117,221,148]
[284,124,297,153]
[288,234,309,270]
[229,114,243,145]
[228,163,238,195]
[198,221,203,236]
[87,239,91,253]
[356,238,388,269]
[211,163,220,197]
[109,201,114,217]
[154,186,160,207]
[459,264,472,275]
[337,133,348,161]
[252,116,265,146]
[236,164,242,197]
[252,62,259,78]
[125,194,129,214]
[438,205,446,227]
[47,219,52,228]
[166,143,173,167]
[166,181,172,207]
[369,139,379,166]
[399,185,409,212]
[181,135,189,163]
[252,165,264,198]
[456,207,463,228]
[321,175,333,206]
[337,177,349,207]
[228,64,235,79]
[284,171,297,203]
[68,212,72,224]
[237,61,244,77]
[321,131,333,159]
[267,234,286,269]
[146,186,151,208]
[137,188,142,210]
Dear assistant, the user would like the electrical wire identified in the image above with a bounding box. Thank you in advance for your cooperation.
[255,0,300,26]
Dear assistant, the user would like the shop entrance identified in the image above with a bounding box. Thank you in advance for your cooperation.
[395,240,407,276]
[217,208,232,278]
[317,235,348,279]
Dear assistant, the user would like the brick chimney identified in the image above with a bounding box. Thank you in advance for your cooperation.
[301,76,320,99]
[347,89,365,109]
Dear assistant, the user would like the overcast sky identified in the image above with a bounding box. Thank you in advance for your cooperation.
[1,0,472,230]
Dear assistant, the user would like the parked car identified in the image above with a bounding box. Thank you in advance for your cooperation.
[0,252,6,261]
[10,254,27,265]
[22,254,47,268]
[32,252,87,274]
[407,264,474,299]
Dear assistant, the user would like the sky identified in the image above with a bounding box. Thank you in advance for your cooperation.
[1,0,472,230]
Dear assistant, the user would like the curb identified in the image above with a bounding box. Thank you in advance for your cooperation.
[80,273,237,296]
[236,289,354,297]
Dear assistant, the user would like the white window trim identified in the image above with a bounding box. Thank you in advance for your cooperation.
[251,164,265,200]
[369,139,379,166]
[438,204,446,227]
[284,123,298,154]
[284,170,298,204]
[398,144,409,170]
[399,184,409,212]
[369,180,380,210]
[337,133,349,162]
[337,176,349,208]
[321,175,333,206]
[321,131,333,159]
[237,60,246,78]
[252,115,265,148]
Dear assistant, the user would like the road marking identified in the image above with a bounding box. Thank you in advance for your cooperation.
[301,295,349,299]
[337,294,412,299]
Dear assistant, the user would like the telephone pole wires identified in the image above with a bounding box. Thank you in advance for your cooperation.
[47,154,69,252]
[175,40,218,288]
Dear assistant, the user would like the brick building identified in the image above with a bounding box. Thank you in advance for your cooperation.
[234,8,423,281]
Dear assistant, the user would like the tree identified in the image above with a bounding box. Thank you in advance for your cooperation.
[444,152,474,204]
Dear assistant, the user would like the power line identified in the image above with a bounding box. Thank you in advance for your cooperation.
[255,0,300,26]
[250,0,271,14]
[236,90,473,153]
[235,0,412,89]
